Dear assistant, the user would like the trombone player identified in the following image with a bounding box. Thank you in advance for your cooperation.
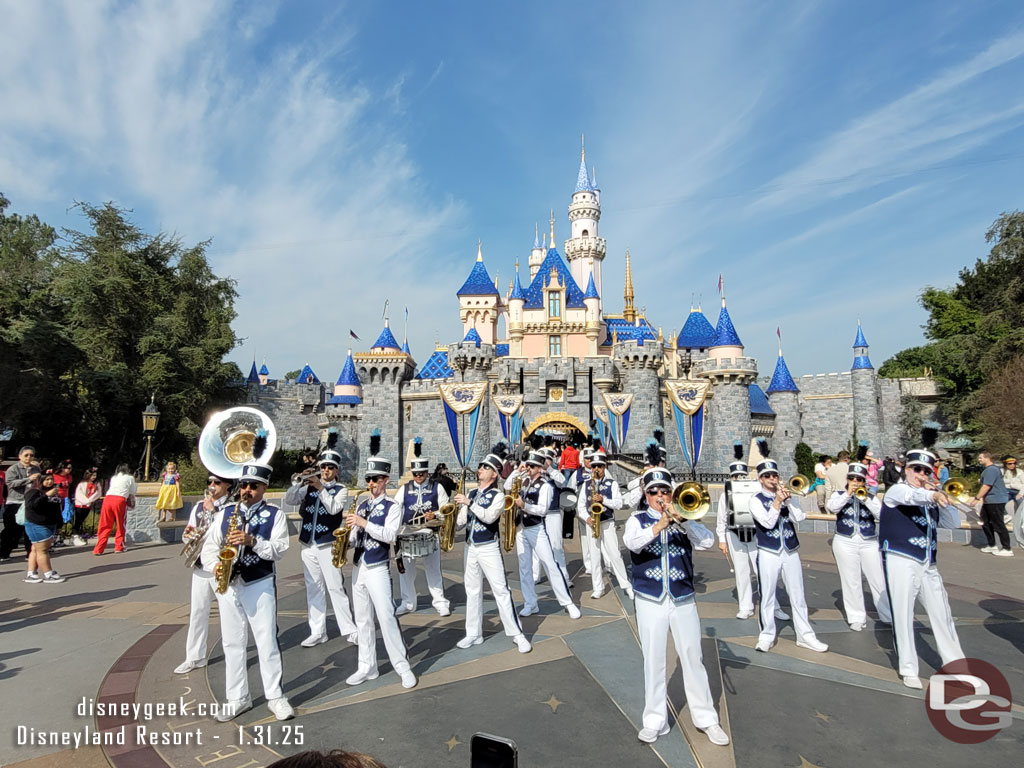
[747,441,828,654]
[576,451,633,600]
[826,460,892,631]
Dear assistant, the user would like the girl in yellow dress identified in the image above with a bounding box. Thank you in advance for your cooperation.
[155,461,183,523]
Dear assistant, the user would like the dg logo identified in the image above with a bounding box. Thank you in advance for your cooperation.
[925,658,1013,743]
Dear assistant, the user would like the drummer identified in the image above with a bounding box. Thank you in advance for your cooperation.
[392,445,451,617]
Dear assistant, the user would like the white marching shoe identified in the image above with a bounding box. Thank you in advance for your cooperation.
[300,634,328,647]
[590,589,605,600]
[345,667,380,686]
[624,586,635,600]
[267,697,295,721]
[566,604,582,620]
[519,605,539,617]
[850,622,866,632]
[774,607,790,620]
[345,632,358,644]
[400,671,418,689]
[796,636,829,653]
[755,638,774,653]
[637,725,670,743]
[394,603,413,617]
[702,724,730,746]
[173,659,207,675]
[513,634,532,653]
[736,610,754,620]
[903,675,923,689]
[456,636,483,649]
[214,696,252,722]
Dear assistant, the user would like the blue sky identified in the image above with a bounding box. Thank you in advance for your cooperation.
[3,0,1024,383]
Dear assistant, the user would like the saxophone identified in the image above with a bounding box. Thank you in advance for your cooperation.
[589,482,603,539]
[215,510,241,594]
[437,469,466,552]
[501,474,522,552]
[331,489,364,568]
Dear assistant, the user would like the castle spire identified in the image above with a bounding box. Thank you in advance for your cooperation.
[623,249,636,324]
[534,222,540,249]
[476,239,483,262]
[574,134,592,192]
[549,208,556,247]
[766,328,799,393]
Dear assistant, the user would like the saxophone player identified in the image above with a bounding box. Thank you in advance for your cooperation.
[284,439,358,648]
[173,472,233,675]
[576,451,633,600]
[623,467,729,746]
[201,460,293,722]
[452,448,531,653]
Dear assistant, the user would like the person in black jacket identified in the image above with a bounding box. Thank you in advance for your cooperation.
[881,457,903,490]
[23,471,67,583]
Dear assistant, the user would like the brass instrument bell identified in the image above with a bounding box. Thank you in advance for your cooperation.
[786,474,811,496]
[671,481,711,520]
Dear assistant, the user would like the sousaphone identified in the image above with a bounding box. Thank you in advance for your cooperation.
[199,406,278,479]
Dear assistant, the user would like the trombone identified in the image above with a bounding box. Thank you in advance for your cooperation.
[670,481,711,520]
[786,474,811,496]
[940,479,983,523]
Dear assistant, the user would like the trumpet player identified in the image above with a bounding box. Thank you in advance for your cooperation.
[507,451,581,619]
[345,451,417,690]
[748,449,828,654]
[174,472,233,675]
[826,462,892,631]
[576,451,633,600]
[452,450,531,653]
[284,444,358,648]
[201,461,294,722]
[623,468,729,747]
[879,444,965,689]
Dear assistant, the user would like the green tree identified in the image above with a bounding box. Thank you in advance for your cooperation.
[794,442,815,479]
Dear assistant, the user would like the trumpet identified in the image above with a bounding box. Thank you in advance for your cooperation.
[853,486,870,501]
[291,467,322,486]
[671,481,711,520]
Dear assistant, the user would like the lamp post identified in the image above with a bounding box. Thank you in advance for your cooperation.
[679,348,694,379]
[142,395,160,481]
[452,348,470,381]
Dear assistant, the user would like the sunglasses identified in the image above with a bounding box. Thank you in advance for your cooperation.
[910,466,931,474]
[413,471,428,476]
[846,476,864,482]
[763,473,780,479]
[208,478,227,485]
[238,481,262,490]
[365,476,385,483]
[647,488,671,495]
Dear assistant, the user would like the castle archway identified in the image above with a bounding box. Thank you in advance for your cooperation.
[524,411,588,440]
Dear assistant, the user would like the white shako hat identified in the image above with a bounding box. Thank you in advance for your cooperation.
[240,462,272,485]
[641,467,673,491]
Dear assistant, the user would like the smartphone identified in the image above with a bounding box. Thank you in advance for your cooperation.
[470,732,518,768]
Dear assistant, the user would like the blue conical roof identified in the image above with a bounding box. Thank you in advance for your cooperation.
[456,256,499,296]
[853,322,869,348]
[258,362,269,376]
[336,351,360,386]
[852,354,874,370]
[677,308,716,349]
[584,272,600,300]
[463,327,482,347]
[401,339,411,355]
[510,267,526,301]
[371,324,401,350]
[246,360,260,384]
[296,364,319,384]
[574,155,593,192]
[766,353,799,393]
[712,302,742,347]
[523,248,587,309]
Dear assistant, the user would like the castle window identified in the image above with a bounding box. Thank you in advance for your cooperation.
[581,229,589,237]
[549,335,561,357]
[548,291,561,318]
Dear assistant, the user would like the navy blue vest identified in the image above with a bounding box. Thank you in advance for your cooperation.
[834,496,877,539]
[879,485,939,564]
[581,477,616,522]
[574,467,590,488]
[752,492,799,553]
[520,477,550,527]
[629,510,695,602]
[298,483,347,546]
[400,480,440,524]
[353,495,395,567]
[466,486,502,545]
[219,501,278,584]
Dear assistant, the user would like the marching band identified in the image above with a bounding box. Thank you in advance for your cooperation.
[178,408,973,746]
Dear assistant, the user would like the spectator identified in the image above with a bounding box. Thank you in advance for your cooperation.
[812,456,831,512]
[93,464,137,555]
[558,441,580,483]
[2,445,39,561]
[52,459,74,544]
[824,450,850,499]
[23,471,66,583]
[935,459,951,485]
[267,749,389,767]
[432,463,456,497]
[73,468,102,540]
[864,451,882,494]
[1002,456,1023,548]
[881,457,902,490]
[972,451,1013,556]
[155,461,183,523]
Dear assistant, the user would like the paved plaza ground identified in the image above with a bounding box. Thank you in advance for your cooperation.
[2,516,1022,768]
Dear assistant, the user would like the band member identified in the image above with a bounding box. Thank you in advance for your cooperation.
[826,458,892,630]
[748,441,828,654]
[570,446,596,574]
[879,439,964,688]
[577,451,633,599]
[174,472,233,674]
[345,433,417,689]
[534,446,572,587]
[506,451,581,619]
[452,448,531,653]
[202,459,294,721]
[392,440,450,617]
[284,435,358,647]
[623,467,729,746]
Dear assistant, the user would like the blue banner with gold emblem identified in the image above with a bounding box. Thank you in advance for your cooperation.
[439,382,488,467]
[492,393,525,448]
[666,381,710,470]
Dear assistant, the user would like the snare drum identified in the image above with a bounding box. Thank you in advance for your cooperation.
[558,491,578,511]
[397,528,439,558]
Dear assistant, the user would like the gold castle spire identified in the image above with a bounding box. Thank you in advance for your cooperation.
[623,249,636,323]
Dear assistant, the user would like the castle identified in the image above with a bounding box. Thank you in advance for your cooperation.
[244,143,938,482]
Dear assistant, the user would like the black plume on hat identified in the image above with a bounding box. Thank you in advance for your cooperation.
[370,428,381,457]
[756,437,770,459]
[921,422,939,449]
[592,435,602,451]
[530,434,543,450]
[491,441,509,459]
[856,441,869,462]
[653,427,665,445]
[733,440,744,460]
[413,436,422,457]
[326,427,339,450]
[253,429,269,460]
[645,438,661,466]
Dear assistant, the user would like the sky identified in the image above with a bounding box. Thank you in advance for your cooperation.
[3,0,1024,384]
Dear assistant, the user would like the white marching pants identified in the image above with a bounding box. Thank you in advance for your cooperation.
[588,519,630,593]
[352,562,411,675]
[301,543,357,637]
[635,596,719,731]
[184,570,217,663]
[464,541,523,639]
[755,549,817,645]
[726,532,759,614]
[579,518,595,573]
[517,523,575,612]
[398,547,450,614]
[881,553,964,678]
[532,512,571,585]
[831,535,892,626]
[216,576,283,701]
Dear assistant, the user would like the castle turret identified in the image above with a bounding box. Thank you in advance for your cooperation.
[508,261,526,355]
[613,335,665,454]
[329,349,363,405]
[765,334,800,478]
[457,241,500,344]
[246,359,260,385]
[850,321,881,453]
[676,304,716,378]
[258,360,270,386]
[583,271,601,354]
[565,135,607,300]
[529,224,545,280]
